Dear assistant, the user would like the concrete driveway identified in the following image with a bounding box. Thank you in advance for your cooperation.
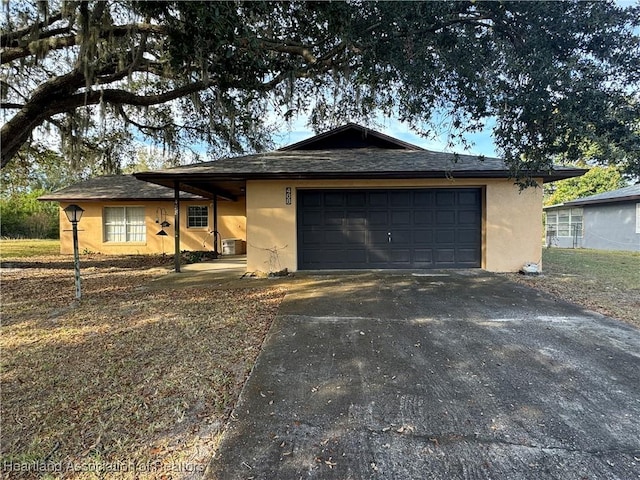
[205,271,640,479]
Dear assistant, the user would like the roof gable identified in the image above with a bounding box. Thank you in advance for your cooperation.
[279,123,425,151]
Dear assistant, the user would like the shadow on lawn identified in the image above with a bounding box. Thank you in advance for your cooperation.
[0,254,174,270]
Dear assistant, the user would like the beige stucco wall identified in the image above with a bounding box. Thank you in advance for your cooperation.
[57,197,246,255]
[246,178,543,273]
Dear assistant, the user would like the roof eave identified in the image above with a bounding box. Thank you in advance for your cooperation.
[564,195,640,207]
[137,169,583,184]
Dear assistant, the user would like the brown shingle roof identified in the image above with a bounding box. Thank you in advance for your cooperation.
[38,175,207,201]
[136,148,585,181]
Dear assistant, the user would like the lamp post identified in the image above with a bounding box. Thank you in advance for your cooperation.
[63,204,84,300]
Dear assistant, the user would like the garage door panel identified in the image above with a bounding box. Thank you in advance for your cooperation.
[436,210,456,224]
[435,249,456,264]
[323,210,344,225]
[345,230,366,244]
[391,210,411,225]
[390,191,411,206]
[457,229,480,243]
[301,211,322,226]
[346,192,367,207]
[369,210,388,225]
[435,229,455,244]
[301,230,324,245]
[436,191,455,206]
[369,230,391,245]
[457,248,481,263]
[391,249,411,263]
[459,210,481,225]
[413,230,434,243]
[346,211,366,225]
[413,248,433,263]
[324,192,344,206]
[414,210,434,224]
[298,188,481,269]
[324,231,345,244]
[301,192,322,207]
[459,190,480,205]
[413,191,434,206]
[369,192,388,206]
[390,229,412,244]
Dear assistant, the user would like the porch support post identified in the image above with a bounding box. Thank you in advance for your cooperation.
[212,192,219,257]
[174,181,181,273]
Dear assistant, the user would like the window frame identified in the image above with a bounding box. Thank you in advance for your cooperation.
[103,206,147,243]
[546,207,583,238]
[187,205,209,229]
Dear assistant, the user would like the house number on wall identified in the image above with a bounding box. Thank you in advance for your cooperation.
[285,187,292,205]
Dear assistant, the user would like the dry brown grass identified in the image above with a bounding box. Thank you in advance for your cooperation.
[507,248,640,327]
[1,254,285,479]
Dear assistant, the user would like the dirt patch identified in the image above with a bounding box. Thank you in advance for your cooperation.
[1,254,285,479]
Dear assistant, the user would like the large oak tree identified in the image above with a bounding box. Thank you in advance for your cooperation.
[2,1,639,182]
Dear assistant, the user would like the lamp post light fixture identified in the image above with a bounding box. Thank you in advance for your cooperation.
[63,204,84,300]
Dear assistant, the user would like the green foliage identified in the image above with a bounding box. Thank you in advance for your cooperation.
[2,1,639,184]
[0,190,59,239]
[544,166,627,206]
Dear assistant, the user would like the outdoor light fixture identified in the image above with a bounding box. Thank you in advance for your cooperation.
[156,220,171,236]
[63,204,84,300]
[64,204,84,223]
[155,208,171,235]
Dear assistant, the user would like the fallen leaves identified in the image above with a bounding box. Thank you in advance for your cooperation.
[0,254,285,479]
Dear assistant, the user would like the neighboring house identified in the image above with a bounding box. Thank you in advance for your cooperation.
[39,175,246,255]
[544,184,640,251]
[130,123,584,272]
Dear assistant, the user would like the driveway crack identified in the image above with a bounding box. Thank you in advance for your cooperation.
[367,428,640,456]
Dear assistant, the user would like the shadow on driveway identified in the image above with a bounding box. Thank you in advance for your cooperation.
[206,271,640,479]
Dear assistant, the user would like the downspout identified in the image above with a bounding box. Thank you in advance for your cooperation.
[174,181,181,273]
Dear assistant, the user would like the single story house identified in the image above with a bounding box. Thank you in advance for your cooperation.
[127,123,584,272]
[39,174,246,255]
[544,184,640,251]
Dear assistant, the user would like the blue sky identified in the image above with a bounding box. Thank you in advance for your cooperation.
[272,116,499,157]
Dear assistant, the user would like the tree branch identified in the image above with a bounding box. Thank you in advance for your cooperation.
[1,102,25,109]
[259,39,317,63]
[0,12,63,47]
[1,23,169,65]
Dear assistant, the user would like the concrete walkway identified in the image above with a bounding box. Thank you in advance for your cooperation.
[205,271,640,479]
[148,255,249,290]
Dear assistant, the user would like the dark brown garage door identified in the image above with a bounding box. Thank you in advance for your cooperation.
[297,188,482,269]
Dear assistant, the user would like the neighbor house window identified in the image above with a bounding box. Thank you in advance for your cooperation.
[104,207,146,242]
[187,206,208,228]
[546,208,583,238]
[636,203,640,234]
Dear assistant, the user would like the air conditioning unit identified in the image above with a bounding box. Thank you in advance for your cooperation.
[222,238,246,255]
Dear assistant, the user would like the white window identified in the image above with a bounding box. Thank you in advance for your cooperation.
[546,208,583,238]
[636,203,640,234]
[187,206,208,228]
[104,207,146,242]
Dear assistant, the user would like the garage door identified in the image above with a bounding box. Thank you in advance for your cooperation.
[297,189,482,269]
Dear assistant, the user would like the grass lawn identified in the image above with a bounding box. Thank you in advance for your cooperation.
[0,238,60,258]
[509,248,640,326]
[1,253,285,478]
